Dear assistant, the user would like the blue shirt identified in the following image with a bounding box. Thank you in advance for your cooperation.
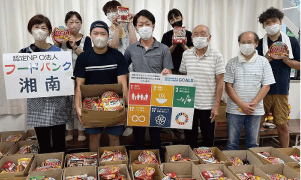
[256,35,300,95]
[74,47,129,85]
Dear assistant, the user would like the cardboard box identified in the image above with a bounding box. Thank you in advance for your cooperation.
[277,147,300,162]
[255,164,300,179]
[249,147,295,164]
[65,152,98,167]
[98,146,128,166]
[2,178,26,180]
[0,131,25,142]
[80,84,126,128]
[29,152,64,173]
[0,154,34,178]
[160,162,202,180]
[196,163,239,180]
[165,145,199,164]
[64,166,97,180]
[0,142,16,156]
[228,165,270,180]
[27,169,63,180]
[98,164,131,180]
[21,130,36,141]
[8,140,39,155]
[195,147,231,166]
[285,162,300,173]
[131,163,163,180]
[222,150,263,166]
[129,149,161,166]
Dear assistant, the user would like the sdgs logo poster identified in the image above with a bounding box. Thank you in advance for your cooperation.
[127,72,196,129]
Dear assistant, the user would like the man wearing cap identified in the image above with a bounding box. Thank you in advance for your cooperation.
[74,21,129,151]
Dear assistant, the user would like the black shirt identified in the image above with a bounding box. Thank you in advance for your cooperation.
[161,29,193,71]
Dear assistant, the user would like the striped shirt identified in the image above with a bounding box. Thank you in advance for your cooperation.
[224,51,275,115]
[179,47,225,110]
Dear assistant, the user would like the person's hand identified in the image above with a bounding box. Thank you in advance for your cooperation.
[76,107,84,125]
[181,37,188,49]
[68,35,76,48]
[161,68,171,75]
[112,16,120,26]
[239,102,255,115]
[281,52,290,63]
[264,50,273,61]
[128,13,134,24]
[52,35,60,47]
[171,35,177,48]
[210,105,219,123]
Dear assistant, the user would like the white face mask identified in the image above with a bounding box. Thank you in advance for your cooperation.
[92,36,108,48]
[138,27,153,40]
[107,12,117,22]
[240,44,255,56]
[193,37,208,49]
[32,29,48,41]
[265,24,280,35]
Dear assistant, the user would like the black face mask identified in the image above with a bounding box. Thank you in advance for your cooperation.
[171,20,183,28]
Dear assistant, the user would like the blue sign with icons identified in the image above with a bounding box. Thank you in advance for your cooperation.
[149,106,172,127]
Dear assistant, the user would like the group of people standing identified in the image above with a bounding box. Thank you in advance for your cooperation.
[18,0,300,154]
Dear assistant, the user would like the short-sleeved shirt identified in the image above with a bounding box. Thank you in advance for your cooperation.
[179,46,225,110]
[19,45,72,127]
[74,47,129,85]
[224,51,275,115]
[108,24,139,55]
[124,38,173,73]
[161,30,193,71]
[256,35,300,95]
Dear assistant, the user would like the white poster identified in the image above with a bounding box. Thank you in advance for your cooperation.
[3,51,74,99]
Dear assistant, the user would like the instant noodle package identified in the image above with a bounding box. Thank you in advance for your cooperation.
[67,153,97,167]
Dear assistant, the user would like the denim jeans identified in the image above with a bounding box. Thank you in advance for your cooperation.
[226,113,261,150]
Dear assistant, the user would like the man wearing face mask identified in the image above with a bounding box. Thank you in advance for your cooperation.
[256,7,300,148]
[102,0,138,54]
[179,25,225,148]
[74,21,129,152]
[124,10,173,150]
[161,8,193,74]
[224,31,275,150]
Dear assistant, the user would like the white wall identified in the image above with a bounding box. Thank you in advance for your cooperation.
[288,80,300,119]
[0,114,33,132]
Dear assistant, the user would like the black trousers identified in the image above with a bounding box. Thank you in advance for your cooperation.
[184,109,215,149]
[133,127,161,150]
[34,124,66,154]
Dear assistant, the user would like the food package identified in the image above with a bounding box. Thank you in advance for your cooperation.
[0,147,9,155]
[99,166,121,180]
[170,153,192,162]
[173,27,186,44]
[290,154,300,163]
[68,153,97,167]
[100,150,126,162]
[229,156,244,166]
[17,158,30,172]
[267,173,287,180]
[66,174,96,180]
[134,167,155,180]
[30,176,55,180]
[6,133,23,142]
[15,144,38,154]
[136,150,160,164]
[34,159,61,171]
[52,26,70,43]
[269,41,289,59]
[117,6,130,22]
[202,170,224,179]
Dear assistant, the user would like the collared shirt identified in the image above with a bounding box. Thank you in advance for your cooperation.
[224,54,275,115]
[238,50,258,63]
[256,35,300,95]
[124,38,173,73]
[179,46,226,110]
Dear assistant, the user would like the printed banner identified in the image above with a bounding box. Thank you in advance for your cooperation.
[127,72,196,129]
[2,51,74,99]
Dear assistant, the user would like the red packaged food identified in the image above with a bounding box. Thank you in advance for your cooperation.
[269,41,289,60]
[2,161,17,173]
[290,154,300,163]
[138,150,160,164]
[202,170,224,179]
[173,27,186,44]
[229,156,244,166]
[117,6,130,22]
[52,26,70,44]
[134,167,155,180]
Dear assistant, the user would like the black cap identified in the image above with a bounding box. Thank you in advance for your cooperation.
[90,20,109,34]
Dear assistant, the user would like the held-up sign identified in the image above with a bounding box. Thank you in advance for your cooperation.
[127,72,196,130]
[2,51,74,99]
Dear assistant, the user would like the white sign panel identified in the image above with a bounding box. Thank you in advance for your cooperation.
[3,51,74,99]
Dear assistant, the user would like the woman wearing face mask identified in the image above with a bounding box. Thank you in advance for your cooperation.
[161,8,193,75]
[53,11,92,142]
[19,14,71,153]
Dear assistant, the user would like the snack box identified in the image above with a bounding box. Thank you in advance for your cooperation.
[8,140,38,155]
[117,6,130,22]
[228,164,270,180]
[129,149,161,166]
[194,147,231,166]
[255,164,300,180]
[98,164,131,180]
[173,26,186,44]
[65,152,98,167]
[285,162,300,173]
[80,84,125,128]
[249,147,295,164]
[160,162,202,180]
[0,131,25,142]
[0,154,34,178]
[130,163,163,180]
[64,166,97,180]
[277,147,300,163]
[98,146,128,166]
[27,168,63,180]
[165,145,199,164]
[222,150,263,166]
[29,152,64,173]
[196,163,238,180]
